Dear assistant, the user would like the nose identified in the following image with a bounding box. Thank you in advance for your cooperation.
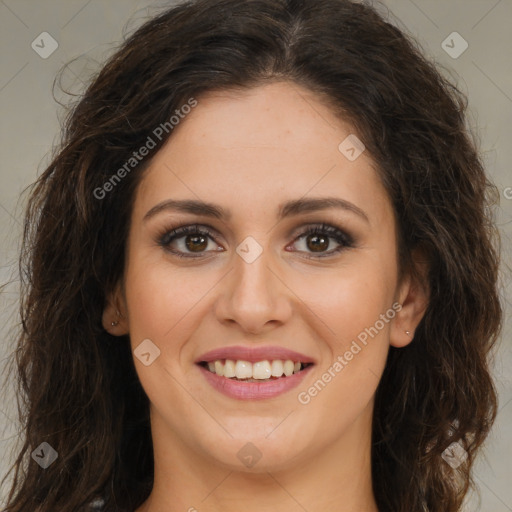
[214,244,293,335]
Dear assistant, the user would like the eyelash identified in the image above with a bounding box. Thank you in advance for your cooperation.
[156,222,355,259]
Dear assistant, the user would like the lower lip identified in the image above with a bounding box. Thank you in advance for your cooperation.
[197,364,314,400]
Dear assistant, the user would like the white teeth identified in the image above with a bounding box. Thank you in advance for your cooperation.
[204,359,308,379]
[271,360,284,377]
[234,360,253,379]
[214,360,224,377]
[253,361,272,380]
[223,359,236,378]
[283,360,294,377]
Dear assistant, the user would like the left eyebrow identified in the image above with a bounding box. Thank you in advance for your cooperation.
[277,197,369,223]
[143,199,230,222]
[143,196,369,224]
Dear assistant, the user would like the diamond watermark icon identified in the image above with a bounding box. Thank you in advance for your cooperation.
[441,32,468,59]
[237,442,262,468]
[31,442,58,469]
[31,32,59,59]
[134,338,161,366]
[236,236,263,264]
[338,134,365,161]
[441,440,468,469]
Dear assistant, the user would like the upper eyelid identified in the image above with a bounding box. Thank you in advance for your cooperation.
[159,222,353,247]
[162,221,347,236]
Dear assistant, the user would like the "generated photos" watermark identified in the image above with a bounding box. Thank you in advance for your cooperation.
[94,97,198,200]
[298,302,402,405]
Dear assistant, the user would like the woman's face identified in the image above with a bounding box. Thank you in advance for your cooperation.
[112,81,423,474]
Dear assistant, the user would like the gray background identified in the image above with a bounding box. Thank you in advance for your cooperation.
[0,0,511,509]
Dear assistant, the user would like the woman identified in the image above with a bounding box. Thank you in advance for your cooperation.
[2,0,502,511]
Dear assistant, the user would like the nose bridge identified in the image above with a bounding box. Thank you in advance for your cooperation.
[232,238,275,306]
[217,236,292,333]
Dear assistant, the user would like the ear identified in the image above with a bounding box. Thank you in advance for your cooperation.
[390,247,430,348]
[102,283,129,336]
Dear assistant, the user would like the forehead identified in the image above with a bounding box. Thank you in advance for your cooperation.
[134,81,393,226]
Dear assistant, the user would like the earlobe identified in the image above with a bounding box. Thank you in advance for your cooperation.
[390,249,430,348]
[102,288,129,336]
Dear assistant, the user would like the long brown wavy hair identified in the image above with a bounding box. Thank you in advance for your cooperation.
[1,0,503,511]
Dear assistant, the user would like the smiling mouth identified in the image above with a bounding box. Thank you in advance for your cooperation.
[198,359,314,382]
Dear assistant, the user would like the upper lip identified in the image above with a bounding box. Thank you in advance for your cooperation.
[195,345,316,364]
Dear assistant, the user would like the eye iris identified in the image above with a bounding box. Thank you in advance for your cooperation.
[307,234,329,252]
[186,234,208,252]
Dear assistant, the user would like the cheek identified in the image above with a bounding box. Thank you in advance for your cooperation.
[123,250,211,347]
[295,305,391,443]
[288,255,396,343]
[291,258,395,410]
[123,256,211,429]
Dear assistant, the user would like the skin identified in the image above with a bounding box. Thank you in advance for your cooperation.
[103,81,428,512]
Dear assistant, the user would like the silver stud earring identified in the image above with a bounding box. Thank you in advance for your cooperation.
[405,330,411,336]
[111,310,121,327]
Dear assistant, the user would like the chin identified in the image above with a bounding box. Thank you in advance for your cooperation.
[197,428,312,473]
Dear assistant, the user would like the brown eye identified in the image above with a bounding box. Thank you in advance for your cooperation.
[289,223,354,258]
[158,224,221,258]
[305,233,330,252]
[184,234,209,252]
